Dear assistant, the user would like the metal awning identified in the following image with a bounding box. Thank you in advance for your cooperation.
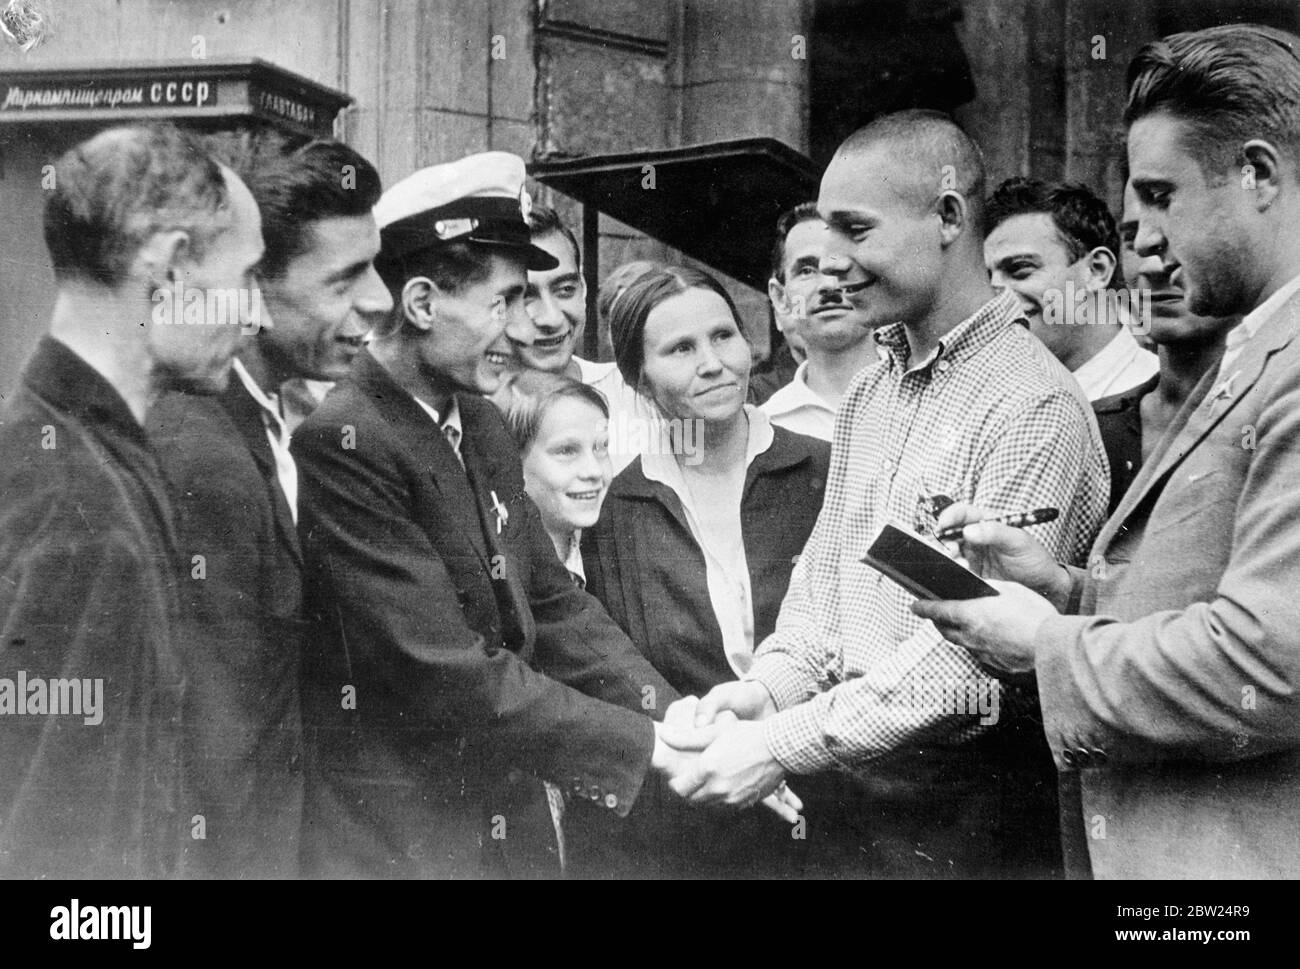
[529,137,821,358]
[529,137,820,292]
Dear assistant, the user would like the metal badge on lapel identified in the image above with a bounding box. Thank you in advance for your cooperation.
[1207,369,1240,412]
[490,490,509,534]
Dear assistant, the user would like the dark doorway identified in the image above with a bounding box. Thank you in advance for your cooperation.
[809,0,976,168]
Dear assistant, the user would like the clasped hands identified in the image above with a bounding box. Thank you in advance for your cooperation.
[651,682,801,822]
[647,503,1073,818]
[909,502,1074,675]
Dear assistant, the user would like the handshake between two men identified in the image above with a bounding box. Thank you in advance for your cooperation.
[643,500,1068,829]
[650,683,804,823]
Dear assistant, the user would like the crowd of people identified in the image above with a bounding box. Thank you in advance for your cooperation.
[2,21,1299,880]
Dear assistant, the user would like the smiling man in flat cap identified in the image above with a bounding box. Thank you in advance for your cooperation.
[290,152,708,878]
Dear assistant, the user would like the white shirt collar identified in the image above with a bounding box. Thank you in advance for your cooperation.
[1071,327,1155,401]
[413,394,463,455]
[760,361,832,418]
[231,357,298,523]
[565,531,586,584]
[413,394,461,430]
[574,356,618,383]
[232,358,286,432]
[640,405,774,488]
[1231,271,1300,355]
[1214,271,1300,383]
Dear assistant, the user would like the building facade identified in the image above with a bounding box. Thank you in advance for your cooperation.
[3,0,1298,392]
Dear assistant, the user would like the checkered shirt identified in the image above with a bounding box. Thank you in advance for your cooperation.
[747,289,1109,774]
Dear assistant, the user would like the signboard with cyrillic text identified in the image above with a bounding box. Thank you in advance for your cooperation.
[0,59,350,137]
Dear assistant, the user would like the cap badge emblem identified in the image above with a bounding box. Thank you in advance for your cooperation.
[434,218,477,241]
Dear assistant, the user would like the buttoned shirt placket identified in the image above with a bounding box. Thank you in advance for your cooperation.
[746,290,1109,774]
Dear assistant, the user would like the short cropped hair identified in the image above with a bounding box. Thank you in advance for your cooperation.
[770,201,821,282]
[496,368,609,452]
[1124,24,1300,175]
[225,135,383,279]
[834,109,987,233]
[43,123,229,287]
[986,177,1125,290]
[527,204,581,269]
[608,265,744,388]
[373,243,498,338]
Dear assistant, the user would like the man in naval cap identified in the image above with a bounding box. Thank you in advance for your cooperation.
[290,152,708,878]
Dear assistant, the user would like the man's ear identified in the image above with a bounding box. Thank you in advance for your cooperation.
[131,229,190,290]
[768,277,791,317]
[400,276,439,332]
[934,191,969,246]
[1241,138,1282,211]
[1083,246,1117,291]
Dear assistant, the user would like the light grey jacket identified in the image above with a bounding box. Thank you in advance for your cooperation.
[1035,289,1300,879]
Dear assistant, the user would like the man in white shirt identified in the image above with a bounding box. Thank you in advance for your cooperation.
[147,134,391,878]
[984,177,1158,401]
[748,221,808,406]
[761,202,880,441]
[507,204,654,471]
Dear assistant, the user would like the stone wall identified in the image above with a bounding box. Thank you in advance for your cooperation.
[9,0,1298,384]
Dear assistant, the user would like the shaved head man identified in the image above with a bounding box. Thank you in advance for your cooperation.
[675,110,1108,879]
[815,111,988,345]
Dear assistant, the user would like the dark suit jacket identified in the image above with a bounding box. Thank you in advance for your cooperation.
[291,350,678,878]
[583,426,830,697]
[1092,374,1157,515]
[148,375,306,879]
[0,337,184,879]
[1037,290,1300,878]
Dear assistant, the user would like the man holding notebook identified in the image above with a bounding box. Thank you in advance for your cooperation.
[914,24,1300,880]
[669,110,1109,877]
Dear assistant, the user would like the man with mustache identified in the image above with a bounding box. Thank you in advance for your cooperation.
[761,202,879,442]
[749,206,810,407]
[147,134,391,877]
[984,178,1158,403]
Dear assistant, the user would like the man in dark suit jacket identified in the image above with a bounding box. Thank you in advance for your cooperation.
[917,24,1300,878]
[147,136,392,878]
[292,152,699,878]
[0,124,263,878]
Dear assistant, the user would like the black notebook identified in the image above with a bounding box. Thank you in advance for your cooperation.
[861,523,999,601]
